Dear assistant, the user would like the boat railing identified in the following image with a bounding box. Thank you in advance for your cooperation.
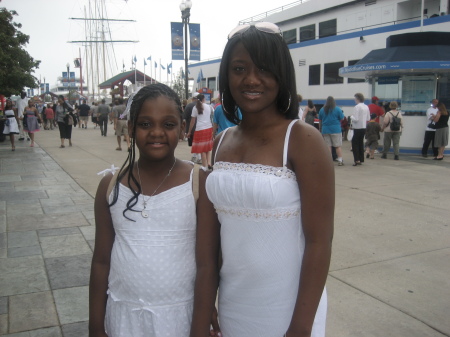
[239,0,310,24]
[338,15,428,36]
[295,15,430,43]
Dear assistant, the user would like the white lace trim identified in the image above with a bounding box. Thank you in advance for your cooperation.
[213,162,296,180]
[215,206,300,220]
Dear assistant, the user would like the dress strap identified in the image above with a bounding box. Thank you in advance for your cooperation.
[214,127,231,163]
[283,120,298,168]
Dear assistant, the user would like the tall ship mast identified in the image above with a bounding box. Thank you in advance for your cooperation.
[69,0,137,101]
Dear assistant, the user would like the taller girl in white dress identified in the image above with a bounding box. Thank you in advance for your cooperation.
[191,23,334,337]
[90,84,201,337]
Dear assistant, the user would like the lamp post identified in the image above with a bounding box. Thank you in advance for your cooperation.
[66,63,71,103]
[180,0,192,100]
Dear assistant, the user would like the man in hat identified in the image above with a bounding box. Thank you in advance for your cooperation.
[368,96,385,123]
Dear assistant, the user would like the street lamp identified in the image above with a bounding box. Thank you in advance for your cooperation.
[66,62,70,103]
[180,0,192,100]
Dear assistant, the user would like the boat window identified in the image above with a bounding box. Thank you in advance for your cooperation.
[207,77,217,92]
[324,62,344,84]
[283,29,297,44]
[300,24,315,42]
[309,64,321,85]
[319,19,337,38]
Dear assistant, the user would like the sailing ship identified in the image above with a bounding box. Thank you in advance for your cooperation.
[69,0,137,102]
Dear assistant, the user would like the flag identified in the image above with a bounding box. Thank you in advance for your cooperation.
[147,56,152,61]
[167,62,172,75]
[171,22,184,60]
[189,23,201,61]
[144,58,147,66]
[197,69,203,83]
[134,55,137,63]
[154,61,157,68]
[161,63,166,70]
[181,69,185,79]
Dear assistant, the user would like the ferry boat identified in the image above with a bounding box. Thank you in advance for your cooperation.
[188,0,450,152]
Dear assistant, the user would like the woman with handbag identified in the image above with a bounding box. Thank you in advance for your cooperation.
[55,95,74,148]
[431,102,449,160]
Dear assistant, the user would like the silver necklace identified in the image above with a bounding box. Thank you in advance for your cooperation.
[136,158,177,218]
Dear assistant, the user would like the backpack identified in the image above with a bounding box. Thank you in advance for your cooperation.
[389,111,401,131]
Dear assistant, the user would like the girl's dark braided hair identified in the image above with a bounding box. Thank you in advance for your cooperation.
[109,83,183,221]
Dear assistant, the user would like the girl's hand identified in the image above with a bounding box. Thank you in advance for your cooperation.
[209,307,221,337]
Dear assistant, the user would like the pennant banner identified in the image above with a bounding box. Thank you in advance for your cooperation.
[189,23,201,61]
[197,69,203,83]
[171,22,184,60]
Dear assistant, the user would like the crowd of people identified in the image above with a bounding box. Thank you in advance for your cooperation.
[3,89,447,164]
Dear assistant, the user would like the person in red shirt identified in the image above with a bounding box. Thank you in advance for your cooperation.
[366,96,385,156]
[368,96,385,123]
[44,104,55,130]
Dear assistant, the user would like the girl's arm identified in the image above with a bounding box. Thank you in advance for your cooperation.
[287,122,334,337]
[432,111,441,123]
[190,169,221,337]
[89,175,116,337]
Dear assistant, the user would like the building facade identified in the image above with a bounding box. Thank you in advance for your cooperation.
[189,0,450,151]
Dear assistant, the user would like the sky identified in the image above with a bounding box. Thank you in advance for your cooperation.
[3,0,295,89]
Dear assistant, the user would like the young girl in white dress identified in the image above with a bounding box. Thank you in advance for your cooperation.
[191,23,334,337]
[2,100,19,151]
[90,84,198,337]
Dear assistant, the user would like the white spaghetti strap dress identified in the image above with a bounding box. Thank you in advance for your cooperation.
[106,163,196,336]
[206,120,327,337]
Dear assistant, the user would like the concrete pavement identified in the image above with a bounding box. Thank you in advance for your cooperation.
[0,125,449,336]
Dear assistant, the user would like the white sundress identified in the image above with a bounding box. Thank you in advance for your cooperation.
[106,164,196,337]
[3,109,19,134]
[206,120,327,337]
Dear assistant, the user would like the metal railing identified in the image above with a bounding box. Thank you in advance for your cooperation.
[239,0,310,24]
[290,15,430,44]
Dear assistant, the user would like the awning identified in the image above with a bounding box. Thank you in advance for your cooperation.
[98,70,156,89]
[339,45,450,78]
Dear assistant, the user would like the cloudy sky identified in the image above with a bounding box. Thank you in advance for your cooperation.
[3,0,295,88]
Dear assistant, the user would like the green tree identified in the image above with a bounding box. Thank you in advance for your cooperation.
[0,7,40,97]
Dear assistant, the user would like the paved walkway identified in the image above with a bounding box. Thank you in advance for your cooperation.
[0,125,449,336]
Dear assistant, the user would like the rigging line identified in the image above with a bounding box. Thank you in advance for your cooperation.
[69,17,136,22]
[84,5,89,96]
[68,40,138,43]
[104,4,119,74]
